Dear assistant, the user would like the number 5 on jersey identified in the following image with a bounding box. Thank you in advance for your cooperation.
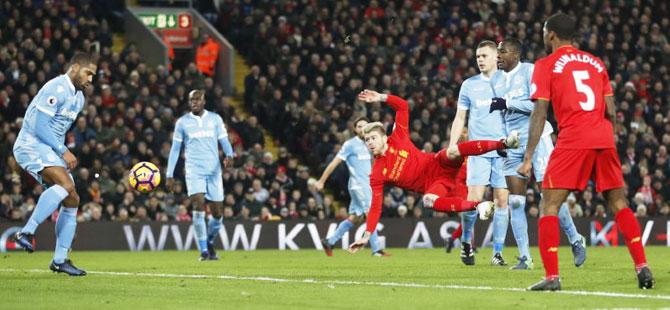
[572,70,595,111]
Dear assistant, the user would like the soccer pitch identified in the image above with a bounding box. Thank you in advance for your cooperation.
[1,247,668,309]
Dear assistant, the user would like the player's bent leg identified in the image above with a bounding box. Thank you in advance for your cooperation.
[14,167,76,253]
[557,202,586,267]
[533,189,569,289]
[323,214,357,256]
[605,187,655,289]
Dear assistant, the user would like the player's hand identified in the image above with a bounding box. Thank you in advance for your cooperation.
[348,233,371,254]
[166,178,175,192]
[62,150,78,170]
[517,159,532,177]
[315,180,325,191]
[357,89,383,103]
[223,156,234,168]
[489,97,507,113]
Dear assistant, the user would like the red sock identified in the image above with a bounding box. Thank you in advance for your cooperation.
[615,208,648,271]
[433,197,478,212]
[539,216,560,279]
[457,140,504,156]
[452,224,463,239]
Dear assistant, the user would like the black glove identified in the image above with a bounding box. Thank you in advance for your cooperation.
[496,149,508,158]
[489,97,507,113]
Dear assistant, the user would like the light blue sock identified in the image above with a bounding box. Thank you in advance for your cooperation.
[53,207,78,264]
[558,204,581,244]
[22,185,68,234]
[369,230,381,253]
[327,219,354,246]
[509,194,531,259]
[461,210,477,243]
[207,216,222,243]
[492,207,509,254]
[192,211,208,253]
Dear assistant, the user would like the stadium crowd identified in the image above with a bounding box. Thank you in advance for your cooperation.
[1,0,669,223]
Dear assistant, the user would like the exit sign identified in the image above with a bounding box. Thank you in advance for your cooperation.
[139,13,191,29]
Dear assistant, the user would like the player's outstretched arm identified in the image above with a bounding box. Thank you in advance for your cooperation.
[359,89,410,135]
[518,99,549,177]
[316,156,343,191]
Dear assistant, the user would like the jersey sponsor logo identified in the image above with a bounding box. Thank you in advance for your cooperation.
[47,96,57,105]
[189,130,215,139]
[475,99,490,107]
[507,88,525,98]
[356,154,371,160]
[552,53,604,74]
[60,108,78,120]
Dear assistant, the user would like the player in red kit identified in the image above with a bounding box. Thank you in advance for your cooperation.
[519,13,654,291]
[348,89,521,253]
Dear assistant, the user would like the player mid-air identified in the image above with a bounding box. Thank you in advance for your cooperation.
[13,52,96,276]
[520,13,654,290]
[490,38,586,270]
[316,116,389,257]
[166,90,235,261]
[450,40,510,266]
[347,90,521,253]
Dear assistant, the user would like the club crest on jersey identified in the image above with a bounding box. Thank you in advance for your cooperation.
[47,96,57,105]
[398,150,409,158]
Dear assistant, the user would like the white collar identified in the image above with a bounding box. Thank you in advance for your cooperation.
[64,74,76,93]
[505,62,522,76]
[190,110,208,119]
[479,70,496,81]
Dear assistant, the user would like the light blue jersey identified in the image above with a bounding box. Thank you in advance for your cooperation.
[167,110,234,201]
[493,62,554,179]
[336,136,372,215]
[14,74,84,183]
[457,73,506,158]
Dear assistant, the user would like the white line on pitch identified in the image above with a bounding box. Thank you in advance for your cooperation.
[1,268,667,301]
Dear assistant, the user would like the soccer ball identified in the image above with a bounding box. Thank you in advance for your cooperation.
[128,161,161,193]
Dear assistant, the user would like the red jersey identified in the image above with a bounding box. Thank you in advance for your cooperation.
[530,45,615,149]
[366,95,460,233]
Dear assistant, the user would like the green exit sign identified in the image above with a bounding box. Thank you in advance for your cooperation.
[139,13,190,29]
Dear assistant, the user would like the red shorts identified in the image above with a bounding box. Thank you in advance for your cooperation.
[543,148,624,192]
[425,178,467,199]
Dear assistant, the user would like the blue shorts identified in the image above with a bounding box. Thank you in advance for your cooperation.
[348,186,372,216]
[504,135,554,182]
[185,173,224,201]
[466,156,507,188]
[13,142,68,184]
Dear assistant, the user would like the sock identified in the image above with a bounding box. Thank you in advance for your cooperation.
[22,185,69,234]
[192,211,208,254]
[492,207,509,254]
[457,140,504,156]
[53,207,78,264]
[615,208,648,271]
[509,194,531,259]
[433,197,478,212]
[539,216,560,279]
[207,216,222,243]
[327,219,354,246]
[369,230,381,253]
[461,210,477,243]
[452,224,463,240]
[558,204,581,244]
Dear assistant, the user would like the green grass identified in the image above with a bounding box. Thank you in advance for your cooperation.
[1,247,668,309]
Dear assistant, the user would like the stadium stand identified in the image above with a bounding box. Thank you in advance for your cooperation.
[1,0,669,223]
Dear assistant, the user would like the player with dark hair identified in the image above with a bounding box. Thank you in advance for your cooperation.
[520,13,654,290]
[491,38,586,270]
[348,90,521,253]
[13,52,97,276]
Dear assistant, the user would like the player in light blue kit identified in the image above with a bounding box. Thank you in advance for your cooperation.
[490,38,586,270]
[13,52,97,276]
[450,40,510,266]
[166,90,235,261]
[316,116,389,257]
